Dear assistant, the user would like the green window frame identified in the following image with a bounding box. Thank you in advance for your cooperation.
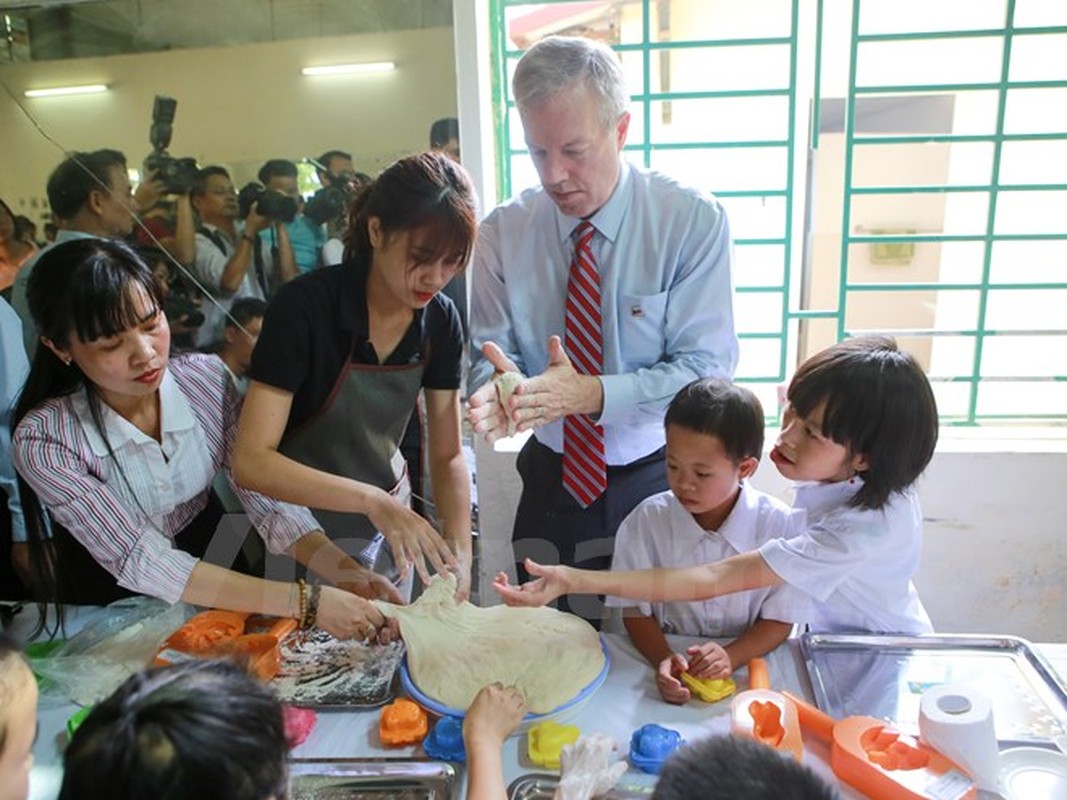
[488,0,1067,425]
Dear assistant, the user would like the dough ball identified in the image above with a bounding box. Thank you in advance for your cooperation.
[493,371,523,437]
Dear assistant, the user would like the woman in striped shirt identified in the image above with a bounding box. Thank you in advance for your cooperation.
[11,238,396,639]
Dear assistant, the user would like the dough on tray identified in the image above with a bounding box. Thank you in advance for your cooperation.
[373,574,605,713]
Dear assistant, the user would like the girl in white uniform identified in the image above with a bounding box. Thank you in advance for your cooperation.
[494,336,940,636]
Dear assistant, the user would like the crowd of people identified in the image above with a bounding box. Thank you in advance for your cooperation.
[0,33,948,800]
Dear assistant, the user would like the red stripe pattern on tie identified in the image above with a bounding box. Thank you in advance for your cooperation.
[563,220,607,508]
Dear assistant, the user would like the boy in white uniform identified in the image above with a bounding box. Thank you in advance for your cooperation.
[608,378,810,704]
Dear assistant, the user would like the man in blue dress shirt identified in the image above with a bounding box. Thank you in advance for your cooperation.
[468,35,738,622]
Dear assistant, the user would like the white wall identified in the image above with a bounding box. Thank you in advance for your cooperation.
[0,27,457,220]
[476,435,1067,642]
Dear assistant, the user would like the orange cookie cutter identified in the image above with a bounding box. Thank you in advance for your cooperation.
[380,698,429,746]
[783,691,977,800]
[729,657,803,761]
[154,610,297,681]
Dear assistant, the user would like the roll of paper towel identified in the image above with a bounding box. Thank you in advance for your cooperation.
[919,683,999,791]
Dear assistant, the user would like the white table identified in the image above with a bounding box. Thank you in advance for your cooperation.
[17,600,1067,800]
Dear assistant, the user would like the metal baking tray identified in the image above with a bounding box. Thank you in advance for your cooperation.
[508,773,656,799]
[799,632,1067,748]
[289,758,456,798]
[272,632,404,708]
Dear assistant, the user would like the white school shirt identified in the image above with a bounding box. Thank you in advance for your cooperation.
[606,484,811,636]
[759,477,933,634]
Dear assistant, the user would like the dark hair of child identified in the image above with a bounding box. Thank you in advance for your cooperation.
[787,335,938,510]
[652,735,840,800]
[664,377,765,465]
[59,659,288,800]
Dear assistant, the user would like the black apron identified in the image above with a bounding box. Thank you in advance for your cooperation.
[278,333,426,587]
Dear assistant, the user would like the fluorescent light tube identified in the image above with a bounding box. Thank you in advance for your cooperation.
[24,84,109,98]
[301,62,395,76]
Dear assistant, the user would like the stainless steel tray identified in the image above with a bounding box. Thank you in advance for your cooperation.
[799,632,1067,748]
[273,633,404,708]
[289,758,456,798]
[508,773,656,799]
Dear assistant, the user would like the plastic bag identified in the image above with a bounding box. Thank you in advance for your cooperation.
[554,733,628,800]
[28,597,191,706]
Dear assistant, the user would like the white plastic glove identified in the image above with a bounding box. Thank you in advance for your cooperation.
[553,733,628,800]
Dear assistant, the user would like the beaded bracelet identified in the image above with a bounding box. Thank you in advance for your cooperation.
[306,584,322,630]
[297,578,309,628]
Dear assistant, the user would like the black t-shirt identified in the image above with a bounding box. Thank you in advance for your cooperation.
[249,260,463,433]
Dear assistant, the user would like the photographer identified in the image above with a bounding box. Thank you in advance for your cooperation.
[312,149,366,267]
[10,148,141,357]
[143,246,203,349]
[259,159,324,274]
[189,166,296,347]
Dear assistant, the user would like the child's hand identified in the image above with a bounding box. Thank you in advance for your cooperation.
[463,682,527,748]
[655,653,691,705]
[492,559,569,607]
[685,641,732,680]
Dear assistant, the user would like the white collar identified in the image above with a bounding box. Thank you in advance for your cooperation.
[73,367,198,457]
[669,481,763,552]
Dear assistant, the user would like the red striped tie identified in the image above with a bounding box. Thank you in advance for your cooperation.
[563,220,607,508]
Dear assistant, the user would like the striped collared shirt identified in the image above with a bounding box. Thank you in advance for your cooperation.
[13,352,319,602]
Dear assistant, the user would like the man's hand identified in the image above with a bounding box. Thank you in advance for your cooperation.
[244,203,271,236]
[656,653,692,704]
[685,641,732,680]
[467,341,522,442]
[510,336,603,431]
[133,171,166,214]
[491,558,570,607]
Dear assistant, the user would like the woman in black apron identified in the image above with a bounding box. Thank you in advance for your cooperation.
[234,152,475,599]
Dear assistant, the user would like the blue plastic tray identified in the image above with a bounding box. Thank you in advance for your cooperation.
[400,635,611,724]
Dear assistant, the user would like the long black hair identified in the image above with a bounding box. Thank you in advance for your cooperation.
[60,659,288,800]
[12,238,164,635]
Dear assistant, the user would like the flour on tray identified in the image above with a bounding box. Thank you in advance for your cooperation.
[272,628,404,707]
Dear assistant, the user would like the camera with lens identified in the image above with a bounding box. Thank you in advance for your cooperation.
[303,160,364,226]
[145,95,199,195]
[237,181,298,224]
[303,185,349,226]
[164,294,205,329]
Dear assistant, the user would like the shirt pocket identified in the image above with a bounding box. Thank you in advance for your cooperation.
[618,290,668,367]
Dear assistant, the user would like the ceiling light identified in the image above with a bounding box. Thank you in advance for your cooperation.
[301,62,395,76]
[24,84,109,98]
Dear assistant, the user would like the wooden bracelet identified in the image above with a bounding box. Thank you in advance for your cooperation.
[243,233,257,245]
